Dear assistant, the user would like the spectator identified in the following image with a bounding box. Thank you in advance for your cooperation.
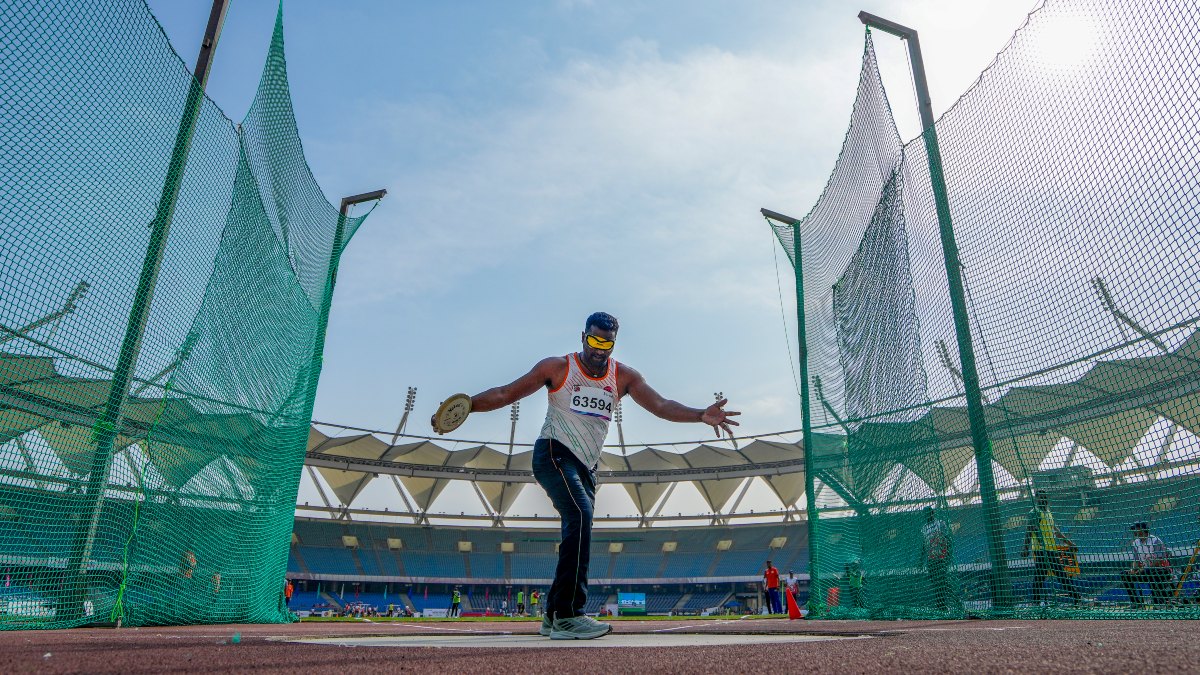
[1121,521,1172,608]
[920,506,957,611]
[450,587,462,618]
[785,570,801,608]
[1020,491,1080,605]
[762,560,782,614]
[844,560,864,609]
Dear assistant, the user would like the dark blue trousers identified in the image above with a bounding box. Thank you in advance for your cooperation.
[532,438,596,621]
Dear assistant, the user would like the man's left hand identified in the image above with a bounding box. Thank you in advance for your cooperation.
[702,398,741,438]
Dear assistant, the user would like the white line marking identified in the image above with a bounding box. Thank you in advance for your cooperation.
[651,619,743,632]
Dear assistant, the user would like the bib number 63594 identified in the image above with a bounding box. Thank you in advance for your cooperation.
[570,386,614,421]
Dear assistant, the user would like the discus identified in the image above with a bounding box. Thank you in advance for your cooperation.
[432,393,472,434]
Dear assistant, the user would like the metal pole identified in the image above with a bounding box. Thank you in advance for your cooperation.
[760,206,822,615]
[300,190,386,526]
[858,10,1013,611]
[304,189,387,400]
[64,0,231,621]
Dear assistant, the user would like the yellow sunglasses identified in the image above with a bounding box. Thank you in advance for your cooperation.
[585,334,615,350]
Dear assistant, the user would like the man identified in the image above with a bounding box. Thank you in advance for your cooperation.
[517,589,525,617]
[1020,491,1080,605]
[785,570,801,610]
[284,578,293,607]
[449,587,462,618]
[763,560,782,614]
[920,506,956,612]
[844,560,864,609]
[1121,521,1172,608]
[531,589,540,617]
[436,312,739,639]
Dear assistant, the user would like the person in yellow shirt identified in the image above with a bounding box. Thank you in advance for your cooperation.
[1021,491,1080,605]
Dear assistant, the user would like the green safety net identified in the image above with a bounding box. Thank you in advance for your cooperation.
[769,0,1200,618]
[0,0,372,627]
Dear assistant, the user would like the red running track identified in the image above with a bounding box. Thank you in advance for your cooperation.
[3,618,1199,674]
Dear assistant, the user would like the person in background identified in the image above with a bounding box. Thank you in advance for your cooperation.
[844,560,865,609]
[449,587,462,618]
[785,570,801,610]
[762,560,782,614]
[1121,521,1173,608]
[1021,491,1080,605]
[920,506,956,612]
[531,589,541,616]
[284,578,293,607]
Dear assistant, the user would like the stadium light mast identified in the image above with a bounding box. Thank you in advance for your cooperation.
[0,280,89,346]
[858,10,1014,611]
[65,0,232,622]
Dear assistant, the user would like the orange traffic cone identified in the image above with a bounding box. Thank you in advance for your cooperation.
[786,588,803,620]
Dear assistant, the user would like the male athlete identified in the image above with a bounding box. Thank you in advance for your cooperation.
[434,312,739,639]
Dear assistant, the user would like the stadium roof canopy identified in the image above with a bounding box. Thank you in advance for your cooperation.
[1,329,1198,520]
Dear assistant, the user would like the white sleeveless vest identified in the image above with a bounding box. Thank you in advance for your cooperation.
[539,353,618,468]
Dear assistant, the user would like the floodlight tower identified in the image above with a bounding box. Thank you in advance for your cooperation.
[0,281,89,346]
[507,401,520,455]
[859,10,1013,610]
[391,387,418,443]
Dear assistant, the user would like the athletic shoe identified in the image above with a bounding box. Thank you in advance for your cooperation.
[577,614,612,634]
[539,614,553,637]
[550,615,611,640]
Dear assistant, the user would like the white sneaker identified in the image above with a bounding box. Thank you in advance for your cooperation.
[539,614,553,637]
[577,614,612,633]
[550,615,611,640]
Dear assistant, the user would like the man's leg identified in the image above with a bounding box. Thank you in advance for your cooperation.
[1121,569,1141,606]
[533,439,596,622]
[1032,552,1051,604]
[1047,553,1078,604]
[1149,568,1172,605]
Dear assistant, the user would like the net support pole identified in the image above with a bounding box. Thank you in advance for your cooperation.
[858,10,1013,611]
[305,190,387,393]
[761,207,822,615]
[64,0,231,621]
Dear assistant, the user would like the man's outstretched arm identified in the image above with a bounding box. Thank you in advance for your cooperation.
[622,365,740,437]
[432,357,564,432]
[471,357,565,412]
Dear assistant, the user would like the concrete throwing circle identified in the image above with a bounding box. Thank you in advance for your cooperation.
[288,633,870,649]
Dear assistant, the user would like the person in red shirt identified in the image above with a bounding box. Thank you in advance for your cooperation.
[284,579,294,607]
[763,560,782,614]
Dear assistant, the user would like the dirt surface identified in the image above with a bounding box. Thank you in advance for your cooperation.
[3,618,1198,674]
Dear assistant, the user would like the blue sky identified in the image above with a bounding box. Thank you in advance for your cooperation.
[146,0,1039,450]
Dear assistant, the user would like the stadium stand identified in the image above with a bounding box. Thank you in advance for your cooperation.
[680,591,732,612]
[645,593,681,613]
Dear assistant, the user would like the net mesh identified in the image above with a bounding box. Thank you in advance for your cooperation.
[0,0,370,627]
[770,0,1200,618]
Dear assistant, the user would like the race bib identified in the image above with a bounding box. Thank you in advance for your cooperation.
[569,386,614,421]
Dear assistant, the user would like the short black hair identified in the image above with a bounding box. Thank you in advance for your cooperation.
[585,312,619,334]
